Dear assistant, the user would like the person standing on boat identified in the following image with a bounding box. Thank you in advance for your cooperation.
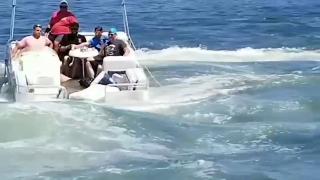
[57,22,87,79]
[11,24,53,58]
[45,0,78,51]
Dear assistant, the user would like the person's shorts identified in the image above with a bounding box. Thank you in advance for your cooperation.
[98,73,114,85]
[89,55,104,74]
[48,34,64,43]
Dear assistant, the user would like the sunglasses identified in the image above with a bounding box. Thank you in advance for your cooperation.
[33,24,42,29]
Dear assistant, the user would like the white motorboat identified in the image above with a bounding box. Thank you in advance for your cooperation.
[0,0,155,103]
[4,32,149,102]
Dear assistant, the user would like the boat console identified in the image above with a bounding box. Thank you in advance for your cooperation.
[9,46,67,101]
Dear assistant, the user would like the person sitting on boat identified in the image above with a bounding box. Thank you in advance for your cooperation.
[57,22,87,79]
[100,28,131,57]
[74,26,109,79]
[11,24,53,58]
[83,28,130,81]
[45,0,78,51]
[77,28,131,87]
[75,26,109,51]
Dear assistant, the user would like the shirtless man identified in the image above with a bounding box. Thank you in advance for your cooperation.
[11,24,52,58]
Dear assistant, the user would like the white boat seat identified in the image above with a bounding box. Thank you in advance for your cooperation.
[15,46,61,86]
[103,56,137,71]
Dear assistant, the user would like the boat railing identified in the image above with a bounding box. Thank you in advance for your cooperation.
[105,82,148,89]
[16,84,68,98]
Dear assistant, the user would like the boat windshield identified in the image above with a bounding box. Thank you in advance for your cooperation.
[17,46,57,56]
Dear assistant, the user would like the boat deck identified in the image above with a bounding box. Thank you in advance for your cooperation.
[61,79,85,95]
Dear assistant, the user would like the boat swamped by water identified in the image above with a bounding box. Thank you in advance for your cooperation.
[0,0,154,103]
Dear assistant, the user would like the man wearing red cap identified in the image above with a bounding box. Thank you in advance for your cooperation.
[45,0,78,49]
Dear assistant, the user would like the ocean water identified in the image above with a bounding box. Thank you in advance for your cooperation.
[0,0,320,179]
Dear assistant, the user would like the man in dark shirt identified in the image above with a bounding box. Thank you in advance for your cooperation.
[100,28,130,57]
[56,22,87,79]
[56,22,86,55]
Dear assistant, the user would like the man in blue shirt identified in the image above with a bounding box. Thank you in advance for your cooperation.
[88,26,109,51]
[75,26,108,51]
[75,26,109,79]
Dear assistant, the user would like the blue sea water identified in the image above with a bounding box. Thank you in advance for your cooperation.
[0,0,320,179]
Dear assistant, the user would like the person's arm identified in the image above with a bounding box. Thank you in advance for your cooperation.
[57,35,72,53]
[59,44,72,52]
[45,13,54,36]
[99,43,107,57]
[53,37,61,53]
[45,37,53,48]
[74,42,89,49]
[74,38,90,49]
[98,37,110,57]
[11,44,21,59]
[11,38,26,58]
[120,40,130,56]
[44,25,51,37]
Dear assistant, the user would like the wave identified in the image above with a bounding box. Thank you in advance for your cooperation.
[0,46,314,111]
[136,46,320,62]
